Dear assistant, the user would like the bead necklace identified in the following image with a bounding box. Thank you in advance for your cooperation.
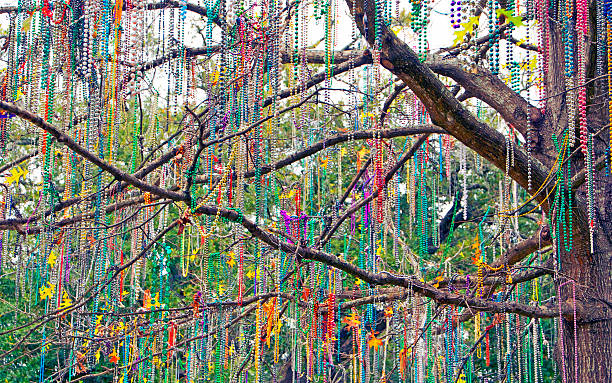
[451,0,462,29]
[488,0,501,75]
[536,0,549,108]
[552,133,573,252]
[586,133,595,251]
[557,280,578,383]
[608,18,612,166]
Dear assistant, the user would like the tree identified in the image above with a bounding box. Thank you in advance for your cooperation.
[0,0,609,381]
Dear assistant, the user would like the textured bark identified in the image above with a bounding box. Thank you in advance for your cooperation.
[426,55,544,141]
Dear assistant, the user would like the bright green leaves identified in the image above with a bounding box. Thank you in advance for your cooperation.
[496,8,525,27]
[452,9,524,48]
[453,16,480,46]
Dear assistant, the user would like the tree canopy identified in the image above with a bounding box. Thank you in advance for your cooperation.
[0,0,610,381]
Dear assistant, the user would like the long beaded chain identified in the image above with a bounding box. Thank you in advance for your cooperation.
[607,7,612,166]
[488,0,501,75]
[552,133,573,252]
[557,281,578,383]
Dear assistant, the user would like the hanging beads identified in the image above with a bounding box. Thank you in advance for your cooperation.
[0,0,607,382]
[451,0,462,29]
[488,0,501,75]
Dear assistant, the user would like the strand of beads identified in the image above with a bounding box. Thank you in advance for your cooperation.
[577,0,588,156]
[507,0,519,93]
[587,133,595,251]
[536,0,549,108]
[526,19,534,189]
[417,0,430,62]
[607,7,612,165]
[451,0,462,29]
[488,0,501,75]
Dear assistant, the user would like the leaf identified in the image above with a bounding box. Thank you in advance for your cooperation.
[210,70,220,85]
[109,348,119,364]
[279,190,295,199]
[143,289,152,309]
[5,165,28,185]
[399,347,409,376]
[320,156,329,169]
[226,251,236,268]
[453,16,480,46]
[496,8,524,27]
[58,291,73,311]
[384,306,393,318]
[47,250,58,267]
[246,268,256,279]
[341,312,361,329]
[528,56,537,71]
[15,89,25,101]
[432,275,444,288]
[376,245,383,257]
[262,299,276,346]
[22,15,32,32]
[75,352,86,373]
[152,293,161,308]
[391,25,404,34]
[217,283,225,295]
[94,315,104,335]
[357,147,369,160]
[368,334,384,351]
[274,318,283,335]
[39,282,55,300]
[190,246,199,261]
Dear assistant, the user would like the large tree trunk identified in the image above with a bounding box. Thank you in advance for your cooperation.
[557,228,612,382]
[558,147,612,382]
[545,2,612,379]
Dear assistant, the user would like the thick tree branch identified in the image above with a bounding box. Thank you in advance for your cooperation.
[243,125,445,178]
[345,0,551,209]
[192,203,565,318]
[426,55,543,140]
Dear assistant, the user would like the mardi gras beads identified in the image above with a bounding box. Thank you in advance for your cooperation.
[0,0,607,382]
[451,0,462,29]
[488,0,501,75]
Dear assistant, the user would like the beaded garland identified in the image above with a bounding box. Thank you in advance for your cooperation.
[0,0,608,381]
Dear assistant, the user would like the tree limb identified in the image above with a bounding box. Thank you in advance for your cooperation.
[0,101,187,202]
[345,0,551,209]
